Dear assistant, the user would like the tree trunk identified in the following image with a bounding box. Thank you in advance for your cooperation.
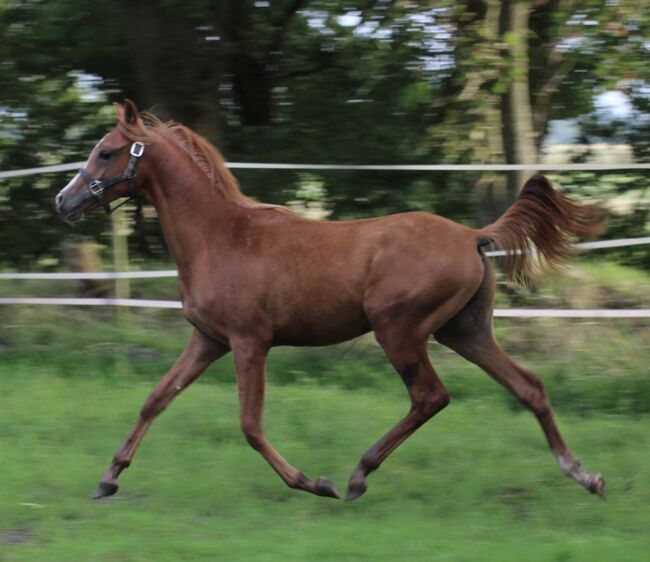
[502,0,537,197]
[474,0,509,225]
[118,0,166,111]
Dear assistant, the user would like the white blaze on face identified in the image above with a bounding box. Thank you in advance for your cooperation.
[58,134,109,197]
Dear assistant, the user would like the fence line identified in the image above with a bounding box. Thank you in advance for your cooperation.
[0,297,647,318]
[3,161,650,179]
[0,297,183,309]
[1,237,647,280]
[227,162,650,172]
[0,270,178,280]
[494,309,649,318]
[564,237,650,251]
[485,236,650,256]
[2,157,647,316]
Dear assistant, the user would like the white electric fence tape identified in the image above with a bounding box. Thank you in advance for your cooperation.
[0,297,183,309]
[0,297,647,317]
[3,161,650,178]
[0,270,178,280]
[484,237,650,257]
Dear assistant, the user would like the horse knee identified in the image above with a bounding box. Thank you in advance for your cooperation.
[241,418,264,451]
[436,390,451,412]
[519,373,550,416]
[411,389,450,425]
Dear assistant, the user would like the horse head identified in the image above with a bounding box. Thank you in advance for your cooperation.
[55,99,147,221]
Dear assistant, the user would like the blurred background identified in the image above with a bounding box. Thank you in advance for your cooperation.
[0,1,649,561]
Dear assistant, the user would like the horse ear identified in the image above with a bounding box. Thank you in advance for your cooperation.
[114,101,125,122]
[123,99,139,125]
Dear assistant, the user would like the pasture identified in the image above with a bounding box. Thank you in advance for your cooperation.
[2,2,649,559]
[1,365,649,561]
[1,263,648,561]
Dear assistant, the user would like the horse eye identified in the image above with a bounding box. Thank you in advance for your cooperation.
[98,150,113,160]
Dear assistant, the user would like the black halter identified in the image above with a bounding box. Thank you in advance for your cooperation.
[79,141,145,215]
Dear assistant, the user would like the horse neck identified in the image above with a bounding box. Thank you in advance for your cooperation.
[142,139,241,274]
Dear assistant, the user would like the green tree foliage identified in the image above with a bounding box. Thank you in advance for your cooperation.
[0,0,648,267]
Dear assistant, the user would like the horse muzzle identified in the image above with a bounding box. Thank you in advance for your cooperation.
[55,175,94,223]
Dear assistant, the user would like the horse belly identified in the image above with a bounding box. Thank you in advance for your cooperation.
[270,293,371,346]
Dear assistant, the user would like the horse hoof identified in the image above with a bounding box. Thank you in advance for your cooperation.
[94,481,119,499]
[315,477,341,499]
[346,479,368,502]
[588,474,606,498]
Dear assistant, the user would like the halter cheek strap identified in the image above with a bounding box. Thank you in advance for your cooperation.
[79,142,145,215]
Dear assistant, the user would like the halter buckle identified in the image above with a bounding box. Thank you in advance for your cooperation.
[88,180,104,198]
[130,142,145,158]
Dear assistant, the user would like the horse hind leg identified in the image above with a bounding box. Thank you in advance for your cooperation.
[437,332,606,496]
[346,333,450,501]
[434,258,605,496]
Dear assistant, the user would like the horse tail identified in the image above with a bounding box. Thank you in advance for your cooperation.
[476,174,606,287]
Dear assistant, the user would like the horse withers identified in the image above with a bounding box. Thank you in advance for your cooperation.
[55,100,607,501]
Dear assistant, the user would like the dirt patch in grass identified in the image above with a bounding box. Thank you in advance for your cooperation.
[1,528,32,546]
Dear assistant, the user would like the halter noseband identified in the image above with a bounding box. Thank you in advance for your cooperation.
[79,141,145,215]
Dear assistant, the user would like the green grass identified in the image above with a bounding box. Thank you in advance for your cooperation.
[1,365,649,562]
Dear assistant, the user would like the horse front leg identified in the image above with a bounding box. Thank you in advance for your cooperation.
[231,337,340,499]
[94,329,228,499]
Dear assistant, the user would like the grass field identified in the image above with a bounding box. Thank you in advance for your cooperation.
[1,349,649,561]
[1,261,649,561]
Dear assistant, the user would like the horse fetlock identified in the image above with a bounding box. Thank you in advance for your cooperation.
[359,453,380,473]
[556,454,605,496]
[587,473,606,497]
[287,472,340,499]
[291,471,309,488]
[556,454,581,477]
[111,457,131,474]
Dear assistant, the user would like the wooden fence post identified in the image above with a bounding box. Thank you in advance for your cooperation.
[111,205,132,376]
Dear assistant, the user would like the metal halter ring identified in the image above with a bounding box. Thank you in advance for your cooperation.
[88,180,104,198]
[130,142,145,158]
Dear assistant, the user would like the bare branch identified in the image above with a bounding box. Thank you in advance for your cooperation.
[533,55,576,139]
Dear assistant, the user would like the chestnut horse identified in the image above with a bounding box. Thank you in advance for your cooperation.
[56,100,606,501]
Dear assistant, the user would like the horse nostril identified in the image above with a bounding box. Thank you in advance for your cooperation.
[55,192,63,209]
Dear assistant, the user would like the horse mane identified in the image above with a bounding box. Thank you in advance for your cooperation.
[117,112,286,212]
